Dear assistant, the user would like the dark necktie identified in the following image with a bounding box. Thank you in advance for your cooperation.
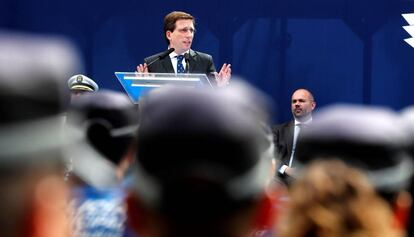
[176,55,185,73]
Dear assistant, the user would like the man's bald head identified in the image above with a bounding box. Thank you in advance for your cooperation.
[291,89,316,121]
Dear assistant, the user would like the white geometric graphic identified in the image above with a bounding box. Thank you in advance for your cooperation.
[402,13,414,48]
[405,38,414,48]
[402,13,414,25]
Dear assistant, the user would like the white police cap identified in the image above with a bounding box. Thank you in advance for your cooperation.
[68,74,99,92]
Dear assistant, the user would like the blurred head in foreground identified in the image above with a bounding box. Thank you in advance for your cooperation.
[66,90,139,187]
[279,159,399,237]
[400,106,414,237]
[401,105,414,164]
[294,104,413,233]
[0,30,81,237]
[127,82,276,237]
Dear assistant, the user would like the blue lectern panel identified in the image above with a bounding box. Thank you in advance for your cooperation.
[115,72,212,103]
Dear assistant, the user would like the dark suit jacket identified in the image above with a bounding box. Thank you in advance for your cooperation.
[272,121,295,185]
[144,49,216,75]
[272,121,294,168]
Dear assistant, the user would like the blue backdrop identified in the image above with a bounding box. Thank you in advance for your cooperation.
[2,0,414,122]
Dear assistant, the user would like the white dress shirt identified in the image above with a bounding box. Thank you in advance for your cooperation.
[279,117,312,175]
[169,51,189,74]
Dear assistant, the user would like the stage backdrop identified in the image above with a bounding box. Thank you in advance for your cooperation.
[2,0,414,122]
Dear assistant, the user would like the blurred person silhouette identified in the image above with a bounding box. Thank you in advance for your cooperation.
[66,90,139,237]
[293,104,414,236]
[0,30,81,237]
[400,106,414,237]
[217,80,290,237]
[125,82,278,237]
[272,88,316,185]
[278,159,399,237]
[68,74,99,99]
[63,74,99,176]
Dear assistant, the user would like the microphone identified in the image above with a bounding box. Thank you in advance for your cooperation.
[184,53,190,73]
[146,48,175,67]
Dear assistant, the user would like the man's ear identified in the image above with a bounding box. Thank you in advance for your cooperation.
[311,101,316,111]
[166,31,172,41]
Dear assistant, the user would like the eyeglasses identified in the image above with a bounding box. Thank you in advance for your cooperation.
[176,27,196,34]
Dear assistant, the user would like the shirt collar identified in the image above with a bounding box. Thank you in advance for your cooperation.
[169,49,190,59]
[294,117,312,126]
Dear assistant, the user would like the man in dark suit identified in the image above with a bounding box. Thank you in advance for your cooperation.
[136,11,231,87]
[272,88,316,183]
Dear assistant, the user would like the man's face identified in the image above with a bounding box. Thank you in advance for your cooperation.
[291,90,315,119]
[70,89,90,100]
[166,19,194,54]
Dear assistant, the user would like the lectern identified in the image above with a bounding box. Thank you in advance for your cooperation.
[115,72,212,103]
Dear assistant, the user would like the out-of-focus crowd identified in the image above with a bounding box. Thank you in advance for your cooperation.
[2,30,414,237]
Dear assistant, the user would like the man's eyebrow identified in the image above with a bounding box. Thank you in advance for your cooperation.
[292,99,308,102]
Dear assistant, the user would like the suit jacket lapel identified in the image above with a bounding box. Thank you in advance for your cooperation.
[286,121,295,160]
[160,56,174,73]
[188,49,197,73]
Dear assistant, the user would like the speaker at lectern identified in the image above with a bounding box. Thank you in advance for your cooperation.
[115,72,213,103]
